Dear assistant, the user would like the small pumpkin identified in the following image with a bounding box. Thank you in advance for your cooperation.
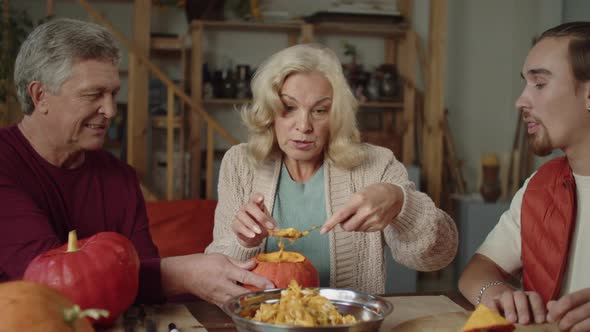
[246,250,319,291]
[23,230,139,325]
[0,281,108,332]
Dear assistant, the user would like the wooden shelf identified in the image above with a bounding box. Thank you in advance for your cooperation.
[203,98,402,109]
[151,115,184,129]
[361,101,403,108]
[150,36,188,51]
[204,98,250,105]
[180,16,415,198]
[190,20,407,37]
[313,22,407,37]
[194,20,303,33]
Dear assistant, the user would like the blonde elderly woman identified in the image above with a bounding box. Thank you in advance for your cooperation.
[205,44,457,294]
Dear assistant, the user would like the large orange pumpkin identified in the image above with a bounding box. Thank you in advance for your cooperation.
[246,251,319,291]
[23,230,139,325]
[0,281,107,332]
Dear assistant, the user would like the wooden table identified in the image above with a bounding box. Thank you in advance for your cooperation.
[100,291,473,332]
[185,291,474,332]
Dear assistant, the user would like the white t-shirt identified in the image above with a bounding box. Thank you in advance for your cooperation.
[477,173,590,295]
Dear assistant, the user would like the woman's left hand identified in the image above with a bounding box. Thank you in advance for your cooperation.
[320,183,404,234]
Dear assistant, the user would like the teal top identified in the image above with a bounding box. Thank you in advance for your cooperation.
[266,162,330,286]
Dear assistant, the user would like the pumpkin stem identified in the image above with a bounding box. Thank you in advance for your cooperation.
[67,230,79,252]
[63,305,109,326]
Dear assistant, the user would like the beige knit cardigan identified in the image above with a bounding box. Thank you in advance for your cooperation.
[205,143,458,294]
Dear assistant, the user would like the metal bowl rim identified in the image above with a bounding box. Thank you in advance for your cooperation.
[222,287,394,330]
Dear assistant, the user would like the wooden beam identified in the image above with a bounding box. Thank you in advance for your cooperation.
[385,38,396,65]
[206,125,214,199]
[287,32,298,46]
[423,0,447,206]
[166,88,175,200]
[301,23,314,43]
[125,0,150,182]
[395,0,417,165]
[2,0,8,63]
[46,0,55,16]
[179,34,187,198]
[396,0,413,20]
[190,22,203,198]
[399,30,417,165]
[443,114,466,194]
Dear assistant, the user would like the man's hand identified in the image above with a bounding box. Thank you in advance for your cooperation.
[232,193,278,248]
[547,288,590,331]
[481,285,547,325]
[321,183,403,234]
[161,253,274,307]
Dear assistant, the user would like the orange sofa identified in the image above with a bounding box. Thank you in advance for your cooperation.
[145,199,217,258]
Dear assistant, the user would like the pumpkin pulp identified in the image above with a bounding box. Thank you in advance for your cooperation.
[246,226,321,290]
[269,226,319,259]
[256,250,305,263]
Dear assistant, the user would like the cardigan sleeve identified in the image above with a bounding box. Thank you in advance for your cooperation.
[372,146,458,271]
[204,145,264,261]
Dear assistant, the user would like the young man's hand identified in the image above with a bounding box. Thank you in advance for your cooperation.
[547,287,590,331]
[482,287,547,325]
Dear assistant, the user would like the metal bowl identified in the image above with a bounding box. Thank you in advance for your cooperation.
[222,287,393,332]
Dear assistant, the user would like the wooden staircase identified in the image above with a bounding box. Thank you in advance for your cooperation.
[43,0,452,207]
[47,0,239,201]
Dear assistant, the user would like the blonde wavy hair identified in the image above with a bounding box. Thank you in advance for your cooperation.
[241,43,366,169]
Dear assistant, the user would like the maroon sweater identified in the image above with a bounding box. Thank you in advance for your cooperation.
[0,125,163,303]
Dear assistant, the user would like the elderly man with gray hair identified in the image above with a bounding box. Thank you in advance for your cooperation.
[0,18,272,306]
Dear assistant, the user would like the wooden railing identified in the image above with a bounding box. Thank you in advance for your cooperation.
[76,0,239,200]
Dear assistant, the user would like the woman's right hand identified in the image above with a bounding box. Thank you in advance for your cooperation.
[232,193,278,248]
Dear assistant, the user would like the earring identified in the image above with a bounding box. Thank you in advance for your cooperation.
[587,106,590,112]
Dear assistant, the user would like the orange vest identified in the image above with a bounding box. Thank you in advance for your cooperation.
[521,157,577,303]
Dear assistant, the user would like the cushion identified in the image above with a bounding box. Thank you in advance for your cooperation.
[146,199,216,257]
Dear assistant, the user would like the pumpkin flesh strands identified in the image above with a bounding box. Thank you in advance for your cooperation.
[269,226,319,260]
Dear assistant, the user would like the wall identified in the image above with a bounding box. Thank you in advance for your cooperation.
[563,0,590,21]
[14,0,564,197]
[443,0,561,193]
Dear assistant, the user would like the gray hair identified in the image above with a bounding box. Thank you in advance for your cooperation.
[14,18,121,115]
